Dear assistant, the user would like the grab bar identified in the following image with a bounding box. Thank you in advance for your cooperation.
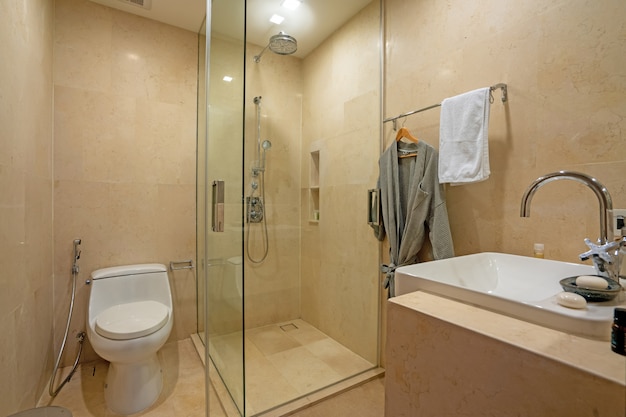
[170,259,194,271]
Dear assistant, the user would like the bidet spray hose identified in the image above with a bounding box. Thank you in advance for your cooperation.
[49,239,85,397]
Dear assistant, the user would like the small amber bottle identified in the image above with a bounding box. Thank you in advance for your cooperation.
[611,308,626,356]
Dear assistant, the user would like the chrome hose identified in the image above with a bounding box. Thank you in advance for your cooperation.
[49,239,85,397]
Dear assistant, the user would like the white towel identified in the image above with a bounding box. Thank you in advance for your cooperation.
[438,87,491,184]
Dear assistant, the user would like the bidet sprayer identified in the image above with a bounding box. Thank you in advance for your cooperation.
[72,239,81,274]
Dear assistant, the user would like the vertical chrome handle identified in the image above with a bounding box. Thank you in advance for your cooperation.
[367,188,381,226]
[212,180,225,232]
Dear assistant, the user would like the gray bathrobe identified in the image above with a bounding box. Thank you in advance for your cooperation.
[373,140,454,297]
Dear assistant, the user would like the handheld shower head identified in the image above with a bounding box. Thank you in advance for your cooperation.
[254,32,298,63]
[259,140,272,171]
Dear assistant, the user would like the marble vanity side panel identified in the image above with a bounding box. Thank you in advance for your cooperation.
[385,300,626,417]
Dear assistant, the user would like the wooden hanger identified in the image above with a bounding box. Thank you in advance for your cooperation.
[395,126,419,143]
[395,126,419,158]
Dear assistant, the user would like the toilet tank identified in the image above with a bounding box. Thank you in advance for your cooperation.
[88,264,172,320]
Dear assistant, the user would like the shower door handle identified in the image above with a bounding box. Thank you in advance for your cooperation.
[212,180,225,232]
[367,188,381,226]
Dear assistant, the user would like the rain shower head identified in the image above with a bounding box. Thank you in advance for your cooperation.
[269,32,297,55]
[254,32,298,63]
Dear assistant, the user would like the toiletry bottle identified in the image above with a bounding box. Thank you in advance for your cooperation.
[533,243,544,259]
[611,308,626,356]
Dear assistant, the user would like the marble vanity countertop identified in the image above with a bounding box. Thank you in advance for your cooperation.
[390,291,626,386]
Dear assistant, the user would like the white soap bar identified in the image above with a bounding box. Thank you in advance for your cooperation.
[556,292,587,309]
[575,275,608,290]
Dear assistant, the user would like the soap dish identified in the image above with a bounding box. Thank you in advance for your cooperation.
[559,276,622,302]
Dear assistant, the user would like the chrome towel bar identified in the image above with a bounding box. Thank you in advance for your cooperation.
[384,83,508,130]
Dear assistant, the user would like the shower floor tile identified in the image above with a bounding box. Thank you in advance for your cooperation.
[209,318,377,415]
[247,325,302,356]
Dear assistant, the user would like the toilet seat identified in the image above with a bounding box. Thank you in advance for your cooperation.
[95,300,169,340]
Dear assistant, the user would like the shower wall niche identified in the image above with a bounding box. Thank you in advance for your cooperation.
[309,149,320,222]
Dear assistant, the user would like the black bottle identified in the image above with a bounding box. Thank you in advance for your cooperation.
[611,307,626,356]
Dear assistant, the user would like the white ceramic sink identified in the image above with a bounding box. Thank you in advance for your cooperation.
[394,252,625,340]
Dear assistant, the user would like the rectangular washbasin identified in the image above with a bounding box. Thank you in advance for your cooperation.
[394,252,625,340]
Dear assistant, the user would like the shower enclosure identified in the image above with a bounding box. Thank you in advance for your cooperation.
[198,0,382,415]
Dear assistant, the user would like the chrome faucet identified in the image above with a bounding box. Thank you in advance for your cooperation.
[520,171,624,282]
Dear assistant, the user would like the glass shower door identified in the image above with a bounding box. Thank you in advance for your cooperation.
[203,0,246,413]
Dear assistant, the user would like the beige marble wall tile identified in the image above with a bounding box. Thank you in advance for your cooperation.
[0,0,55,414]
[385,0,626,264]
[300,2,381,364]
[241,39,303,329]
[54,0,113,92]
[53,0,198,365]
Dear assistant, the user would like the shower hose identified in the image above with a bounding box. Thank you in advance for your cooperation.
[49,239,85,397]
[246,96,270,264]
[246,171,270,264]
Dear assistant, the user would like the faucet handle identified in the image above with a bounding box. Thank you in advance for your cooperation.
[579,238,619,263]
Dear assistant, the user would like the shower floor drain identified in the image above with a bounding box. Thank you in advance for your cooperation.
[279,323,298,332]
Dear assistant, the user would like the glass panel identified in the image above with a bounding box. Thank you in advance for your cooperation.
[241,1,382,414]
[204,0,246,414]
[202,1,382,415]
[196,17,207,347]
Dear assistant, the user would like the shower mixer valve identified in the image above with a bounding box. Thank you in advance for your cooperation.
[247,196,264,223]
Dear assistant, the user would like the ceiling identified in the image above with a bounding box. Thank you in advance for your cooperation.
[89,0,373,58]
[89,0,207,33]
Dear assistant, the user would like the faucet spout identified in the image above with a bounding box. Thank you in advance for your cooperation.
[520,171,614,243]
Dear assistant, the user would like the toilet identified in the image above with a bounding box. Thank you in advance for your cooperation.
[87,264,173,415]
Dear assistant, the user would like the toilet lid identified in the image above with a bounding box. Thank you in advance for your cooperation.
[95,301,169,340]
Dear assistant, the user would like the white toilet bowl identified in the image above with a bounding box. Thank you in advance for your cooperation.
[87,264,173,415]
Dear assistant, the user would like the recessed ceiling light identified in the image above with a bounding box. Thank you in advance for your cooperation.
[223,76,233,82]
[269,14,285,24]
[281,0,301,10]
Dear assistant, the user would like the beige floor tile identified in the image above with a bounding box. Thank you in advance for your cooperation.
[287,377,385,417]
[246,325,302,356]
[280,320,329,345]
[245,356,300,414]
[43,326,381,417]
[266,346,342,395]
[207,382,228,417]
[304,338,373,378]
[45,339,204,417]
